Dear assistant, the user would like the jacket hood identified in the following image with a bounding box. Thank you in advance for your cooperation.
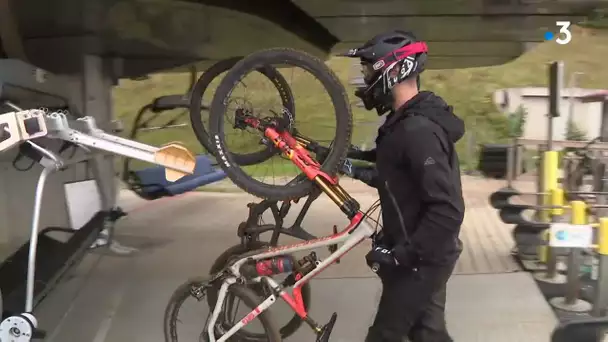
[395,91,465,143]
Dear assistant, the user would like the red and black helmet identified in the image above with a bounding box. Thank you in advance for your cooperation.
[342,30,428,115]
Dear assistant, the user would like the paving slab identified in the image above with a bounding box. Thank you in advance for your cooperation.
[37,268,556,342]
[31,181,557,342]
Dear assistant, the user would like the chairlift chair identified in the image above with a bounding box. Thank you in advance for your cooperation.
[121,66,226,201]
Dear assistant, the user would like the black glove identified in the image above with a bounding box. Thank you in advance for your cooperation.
[340,161,379,189]
[347,145,376,163]
[365,244,398,277]
[313,145,377,186]
[392,244,419,270]
[338,158,355,177]
[315,145,363,162]
[351,165,378,188]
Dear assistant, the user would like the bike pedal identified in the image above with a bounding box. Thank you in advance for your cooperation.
[33,329,47,339]
[316,312,337,342]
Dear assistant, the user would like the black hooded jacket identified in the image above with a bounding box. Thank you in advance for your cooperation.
[367,91,465,266]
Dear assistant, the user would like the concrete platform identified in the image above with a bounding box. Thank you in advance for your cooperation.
[30,178,556,341]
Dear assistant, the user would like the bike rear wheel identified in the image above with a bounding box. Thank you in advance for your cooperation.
[209,48,353,200]
[163,276,281,342]
[190,57,295,166]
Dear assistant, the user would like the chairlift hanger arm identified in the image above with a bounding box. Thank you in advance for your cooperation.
[0,108,196,180]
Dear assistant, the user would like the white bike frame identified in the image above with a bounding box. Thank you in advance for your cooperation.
[206,212,375,342]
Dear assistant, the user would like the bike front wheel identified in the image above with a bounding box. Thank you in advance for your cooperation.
[208,48,353,201]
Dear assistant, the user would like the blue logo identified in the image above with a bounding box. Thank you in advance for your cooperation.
[555,230,566,241]
[545,21,572,45]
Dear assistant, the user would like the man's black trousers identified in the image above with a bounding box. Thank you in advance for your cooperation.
[365,261,456,342]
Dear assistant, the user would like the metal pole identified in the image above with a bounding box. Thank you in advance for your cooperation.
[547,112,554,151]
[601,100,608,142]
[566,72,581,133]
[534,145,546,222]
[594,254,608,316]
[506,142,515,188]
[535,188,567,284]
[549,200,592,312]
[26,167,55,312]
[547,61,564,150]
[564,248,582,304]
[592,218,608,316]
[515,144,524,179]
[534,217,567,284]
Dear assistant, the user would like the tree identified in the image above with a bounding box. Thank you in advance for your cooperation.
[566,120,587,141]
[508,105,527,138]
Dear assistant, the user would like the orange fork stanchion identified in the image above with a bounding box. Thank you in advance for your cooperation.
[592,218,608,316]
[549,200,593,313]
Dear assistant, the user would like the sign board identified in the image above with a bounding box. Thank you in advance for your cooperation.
[64,179,101,230]
[549,222,594,248]
[548,61,563,117]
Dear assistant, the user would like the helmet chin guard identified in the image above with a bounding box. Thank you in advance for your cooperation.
[344,30,428,115]
[356,56,423,116]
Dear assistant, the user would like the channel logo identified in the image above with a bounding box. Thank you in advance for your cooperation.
[544,21,572,45]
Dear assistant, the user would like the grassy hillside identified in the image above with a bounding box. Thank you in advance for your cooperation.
[114,26,608,175]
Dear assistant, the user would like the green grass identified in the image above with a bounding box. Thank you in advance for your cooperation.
[114,25,608,177]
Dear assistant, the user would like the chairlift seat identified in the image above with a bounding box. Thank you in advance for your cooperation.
[130,155,226,200]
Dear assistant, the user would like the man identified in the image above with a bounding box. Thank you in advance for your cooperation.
[340,30,466,342]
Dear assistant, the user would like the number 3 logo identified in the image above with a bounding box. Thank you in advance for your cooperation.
[555,21,572,45]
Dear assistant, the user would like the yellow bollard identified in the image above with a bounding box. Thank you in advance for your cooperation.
[551,188,565,216]
[598,218,608,256]
[543,151,559,194]
[570,201,587,225]
[541,151,559,222]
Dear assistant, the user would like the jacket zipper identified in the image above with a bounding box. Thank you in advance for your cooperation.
[384,180,410,245]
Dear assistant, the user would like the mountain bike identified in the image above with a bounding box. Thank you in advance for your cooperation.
[163,48,382,342]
